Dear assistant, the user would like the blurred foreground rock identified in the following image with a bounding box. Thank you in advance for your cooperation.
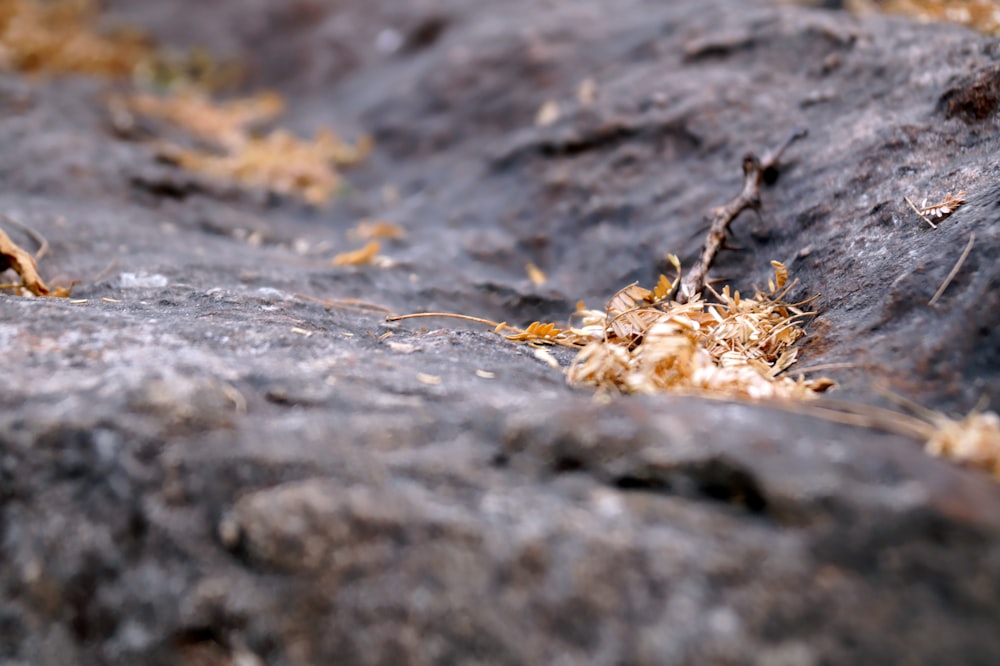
[1,0,999,664]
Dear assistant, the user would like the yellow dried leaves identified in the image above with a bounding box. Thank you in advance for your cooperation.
[121,91,371,206]
[0,226,69,297]
[0,0,151,77]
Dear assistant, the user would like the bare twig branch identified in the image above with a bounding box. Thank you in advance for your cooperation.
[387,312,508,328]
[928,232,975,306]
[677,128,807,303]
[903,195,936,229]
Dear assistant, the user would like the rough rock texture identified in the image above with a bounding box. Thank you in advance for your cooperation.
[2,0,999,664]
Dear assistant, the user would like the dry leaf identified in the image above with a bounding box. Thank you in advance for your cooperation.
[349,219,406,241]
[505,321,564,344]
[577,77,597,106]
[0,226,69,297]
[525,261,547,286]
[535,100,560,127]
[416,372,442,386]
[533,348,561,369]
[332,241,380,267]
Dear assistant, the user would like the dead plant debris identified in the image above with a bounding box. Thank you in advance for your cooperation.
[348,220,407,241]
[0,0,151,77]
[0,0,240,88]
[122,91,285,149]
[390,261,834,401]
[904,191,966,229]
[118,91,371,206]
[168,128,369,206]
[846,0,1000,35]
[0,223,69,297]
[795,393,1000,481]
[928,231,975,306]
[332,241,382,267]
[678,128,807,302]
[388,132,828,400]
[525,262,547,286]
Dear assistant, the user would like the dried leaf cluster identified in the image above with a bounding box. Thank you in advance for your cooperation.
[847,0,1000,35]
[392,260,833,401]
[0,0,237,88]
[0,0,150,77]
[563,261,832,399]
[926,410,1000,479]
[124,92,372,206]
[0,226,69,297]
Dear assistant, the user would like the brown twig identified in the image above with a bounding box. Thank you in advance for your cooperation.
[928,232,975,306]
[386,312,508,328]
[678,128,807,303]
[903,195,936,229]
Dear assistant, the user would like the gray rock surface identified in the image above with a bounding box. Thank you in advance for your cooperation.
[1,0,999,664]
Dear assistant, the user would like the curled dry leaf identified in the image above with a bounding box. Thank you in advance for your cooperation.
[535,100,560,127]
[0,227,69,297]
[332,241,381,267]
[349,219,406,241]
[525,262,547,286]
